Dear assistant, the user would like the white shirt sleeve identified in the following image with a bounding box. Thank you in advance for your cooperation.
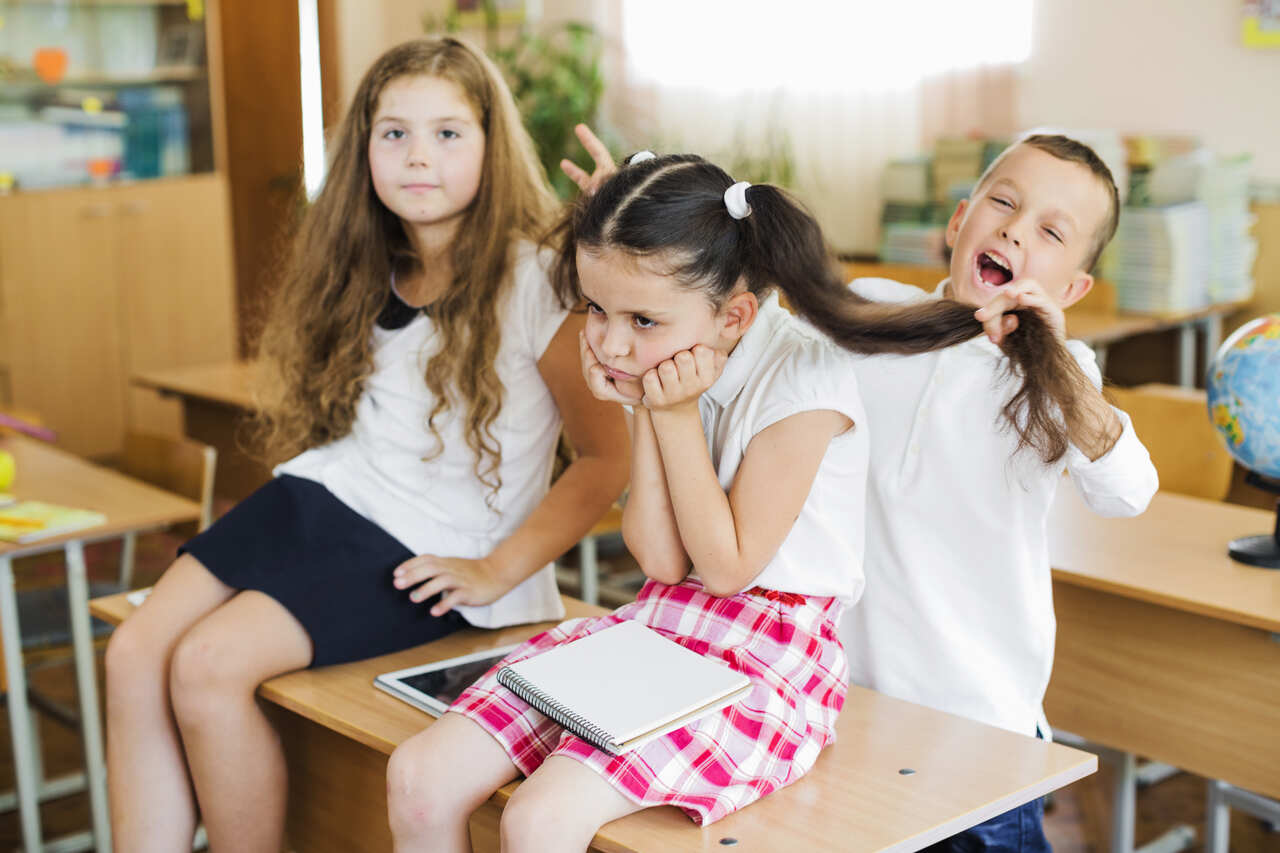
[750,340,865,439]
[510,243,570,360]
[1062,341,1159,517]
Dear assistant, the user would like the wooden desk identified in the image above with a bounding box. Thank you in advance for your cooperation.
[1046,488,1280,850]
[93,593,1095,852]
[132,361,268,502]
[0,435,200,853]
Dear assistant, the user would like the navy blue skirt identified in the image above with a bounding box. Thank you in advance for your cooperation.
[179,474,467,667]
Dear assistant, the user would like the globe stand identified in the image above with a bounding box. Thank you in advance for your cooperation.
[1228,471,1280,570]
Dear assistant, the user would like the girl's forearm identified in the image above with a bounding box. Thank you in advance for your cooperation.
[489,451,628,589]
[622,408,690,583]
[649,407,752,596]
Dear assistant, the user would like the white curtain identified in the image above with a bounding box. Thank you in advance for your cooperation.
[599,0,1030,254]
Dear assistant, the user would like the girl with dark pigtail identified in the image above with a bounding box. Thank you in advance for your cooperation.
[385,149,1114,849]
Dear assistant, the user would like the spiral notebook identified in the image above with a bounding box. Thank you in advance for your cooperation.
[496,620,751,756]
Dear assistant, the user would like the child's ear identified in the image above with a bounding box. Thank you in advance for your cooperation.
[719,289,758,342]
[1060,271,1094,309]
[944,199,969,249]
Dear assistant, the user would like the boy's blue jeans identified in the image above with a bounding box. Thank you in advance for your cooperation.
[922,796,1051,853]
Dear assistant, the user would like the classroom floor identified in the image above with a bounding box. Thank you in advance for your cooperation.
[0,532,1276,851]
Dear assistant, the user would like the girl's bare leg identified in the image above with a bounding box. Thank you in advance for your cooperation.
[500,755,642,853]
[104,554,235,852]
[387,711,521,853]
[167,590,313,853]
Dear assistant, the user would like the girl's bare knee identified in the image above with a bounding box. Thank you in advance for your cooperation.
[104,617,166,701]
[386,738,459,836]
[500,781,592,852]
[167,627,251,728]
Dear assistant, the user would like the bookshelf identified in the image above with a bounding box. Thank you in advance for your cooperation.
[0,0,302,457]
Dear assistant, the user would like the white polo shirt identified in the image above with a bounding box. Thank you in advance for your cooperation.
[695,294,869,602]
[840,277,1158,736]
[275,242,569,628]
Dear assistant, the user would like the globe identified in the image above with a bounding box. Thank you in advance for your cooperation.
[1206,313,1280,568]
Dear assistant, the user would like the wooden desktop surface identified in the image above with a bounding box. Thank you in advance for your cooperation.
[1049,488,1280,633]
[133,360,259,410]
[0,434,200,555]
[93,592,1095,852]
[1046,488,1280,799]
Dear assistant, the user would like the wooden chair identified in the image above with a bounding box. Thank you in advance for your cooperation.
[116,430,217,589]
[1106,383,1234,501]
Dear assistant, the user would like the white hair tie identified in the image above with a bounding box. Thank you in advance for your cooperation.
[629,150,657,164]
[724,181,752,219]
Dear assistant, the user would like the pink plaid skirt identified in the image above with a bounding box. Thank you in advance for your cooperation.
[450,577,848,825]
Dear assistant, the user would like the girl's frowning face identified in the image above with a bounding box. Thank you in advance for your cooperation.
[578,248,731,400]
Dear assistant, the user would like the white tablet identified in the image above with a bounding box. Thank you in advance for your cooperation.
[374,643,521,717]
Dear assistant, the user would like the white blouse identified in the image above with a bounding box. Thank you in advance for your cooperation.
[695,294,869,603]
[275,242,569,628]
[840,277,1159,736]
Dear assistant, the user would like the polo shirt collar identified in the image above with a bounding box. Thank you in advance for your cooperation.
[704,292,783,408]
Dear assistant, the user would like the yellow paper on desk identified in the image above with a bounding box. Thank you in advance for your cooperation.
[0,501,106,543]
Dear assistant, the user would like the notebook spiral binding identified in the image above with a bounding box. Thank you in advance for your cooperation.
[497,667,615,753]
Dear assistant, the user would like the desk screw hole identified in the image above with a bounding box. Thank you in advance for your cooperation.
[899,768,916,775]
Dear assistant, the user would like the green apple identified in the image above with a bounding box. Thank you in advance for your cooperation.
[0,449,13,492]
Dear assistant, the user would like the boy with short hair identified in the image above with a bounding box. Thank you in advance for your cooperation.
[842,134,1159,851]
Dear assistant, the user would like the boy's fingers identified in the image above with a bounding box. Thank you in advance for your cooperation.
[561,158,591,191]
[575,123,614,170]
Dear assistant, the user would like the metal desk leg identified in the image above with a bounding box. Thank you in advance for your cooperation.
[0,554,45,852]
[579,535,599,606]
[1176,323,1197,388]
[1200,315,1224,377]
[1112,750,1138,853]
[1206,779,1231,853]
[64,542,112,853]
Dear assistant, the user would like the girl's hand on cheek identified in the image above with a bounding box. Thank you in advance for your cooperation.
[580,331,643,405]
[642,345,727,412]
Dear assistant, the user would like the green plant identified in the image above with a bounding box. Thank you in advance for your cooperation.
[426,3,604,198]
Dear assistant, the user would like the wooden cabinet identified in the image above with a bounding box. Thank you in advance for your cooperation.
[0,175,236,457]
[0,0,301,457]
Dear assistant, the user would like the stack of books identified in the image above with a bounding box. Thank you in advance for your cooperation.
[1146,150,1256,303]
[879,156,946,264]
[880,223,948,266]
[931,138,990,205]
[1099,202,1212,312]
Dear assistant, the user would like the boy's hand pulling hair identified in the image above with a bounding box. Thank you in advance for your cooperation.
[973,278,1068,345]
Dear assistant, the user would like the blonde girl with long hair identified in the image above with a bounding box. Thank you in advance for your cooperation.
[104,37,628,852]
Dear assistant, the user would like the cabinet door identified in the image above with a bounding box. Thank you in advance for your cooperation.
[114,174,238,438]
[0,191,126,457]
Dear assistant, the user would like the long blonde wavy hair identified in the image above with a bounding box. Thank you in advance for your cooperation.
[252,37,560,496]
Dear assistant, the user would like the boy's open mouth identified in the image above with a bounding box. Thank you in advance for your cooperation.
[976,250,1013,286]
